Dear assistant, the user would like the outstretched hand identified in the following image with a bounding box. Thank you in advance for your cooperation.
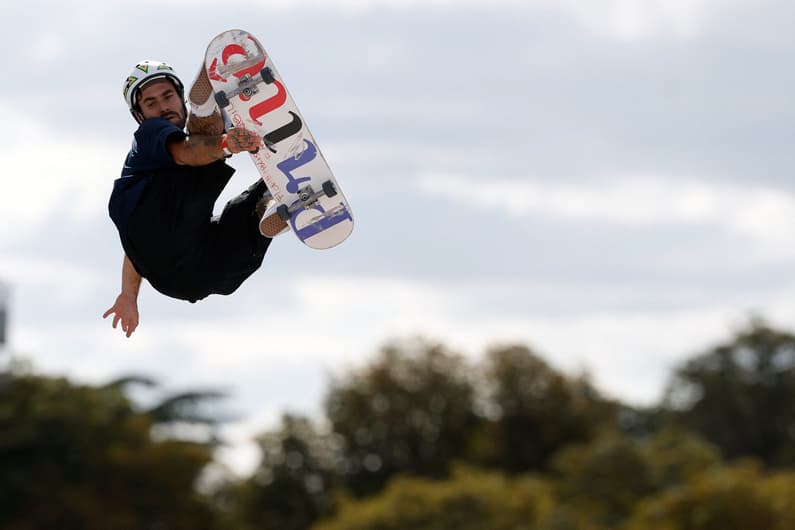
[103,293,139,338]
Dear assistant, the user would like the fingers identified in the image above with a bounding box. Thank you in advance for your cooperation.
[228,127,262,153]
[104,306,138,337]
[118,316,135,337]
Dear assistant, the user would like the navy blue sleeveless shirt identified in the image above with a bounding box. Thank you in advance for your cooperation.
[108,118,237,300]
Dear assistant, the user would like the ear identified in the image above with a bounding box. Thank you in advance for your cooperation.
[133,110,145,124]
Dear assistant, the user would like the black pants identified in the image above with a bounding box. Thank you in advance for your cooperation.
[197,179,271,298]
[128,163,271,302]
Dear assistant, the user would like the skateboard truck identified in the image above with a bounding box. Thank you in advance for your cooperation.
[214,67,276,108]
[276,181,338,221]
[238,74,260,99]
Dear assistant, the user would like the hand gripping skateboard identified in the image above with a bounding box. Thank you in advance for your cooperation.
[204,29,354,249]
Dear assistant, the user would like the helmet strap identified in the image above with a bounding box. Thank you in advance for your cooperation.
[130,107,145,124]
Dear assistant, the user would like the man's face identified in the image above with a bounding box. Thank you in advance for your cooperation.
[135,79,185,127]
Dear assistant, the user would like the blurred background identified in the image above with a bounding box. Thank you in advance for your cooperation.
[1,0,794,528]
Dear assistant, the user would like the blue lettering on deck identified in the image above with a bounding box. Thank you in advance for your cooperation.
[276,139,317,193]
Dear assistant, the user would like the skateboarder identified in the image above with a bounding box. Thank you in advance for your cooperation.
[104,60,284,337]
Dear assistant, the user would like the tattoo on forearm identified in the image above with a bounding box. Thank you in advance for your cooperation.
[175,134,225,164]
[199,136,219,148]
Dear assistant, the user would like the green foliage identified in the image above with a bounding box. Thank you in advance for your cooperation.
[0,373,218,530]
[312,466,566,530]
[758,470,795,530]
[230,340,622,529]
[640,428,723,488]
[311,431,793,530]
[471,344,617,473]
[324,338,479,496]
[663,319,795,466]
[5,320,795,530]
[218,414,341,530]
[552,431,657,526]
[550,429,722,527]
[624,463,795,530]
[101,375,229,426]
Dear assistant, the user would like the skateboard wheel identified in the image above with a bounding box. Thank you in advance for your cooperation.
[277,204,290,222]
[214,91,229,108]
[322,180,338,197]
[261,67,275,84]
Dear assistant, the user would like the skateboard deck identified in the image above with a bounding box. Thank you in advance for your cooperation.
[204,29,353,249]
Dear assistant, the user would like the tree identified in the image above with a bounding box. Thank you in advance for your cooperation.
[103,374,230,445]
[550,431,656,526]
[312,466,597,530]
[324,338,479,496]
[640,428,723,489]
[662,319,795,466]
[219,414,341,530]
[625,463,795,530]
[0,372,220,530]
[549,429,721,527]
[470,344,617,473]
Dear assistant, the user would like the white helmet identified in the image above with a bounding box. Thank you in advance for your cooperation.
[122,60,185,120]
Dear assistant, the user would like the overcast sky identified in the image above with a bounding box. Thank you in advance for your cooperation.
[1,0,794,474]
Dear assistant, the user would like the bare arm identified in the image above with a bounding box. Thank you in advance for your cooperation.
[168,126,262,166]
[103,255,142,337]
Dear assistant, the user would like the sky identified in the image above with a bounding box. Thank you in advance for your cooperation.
[1,0,794,475]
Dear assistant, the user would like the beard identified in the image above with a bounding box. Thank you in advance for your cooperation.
[161,109,186,128]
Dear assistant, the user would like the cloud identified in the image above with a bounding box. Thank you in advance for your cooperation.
[0,255,107,306]
[0,101,124,242]
[373,282,795,405]
[30,32,67,64]
[132,0,536,10]
[117,0,717,42]
[417,174,795,260]
[540,0,716,40]
[115,274,464,372]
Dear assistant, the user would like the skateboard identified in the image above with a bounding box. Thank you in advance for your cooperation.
[204,29,353,249]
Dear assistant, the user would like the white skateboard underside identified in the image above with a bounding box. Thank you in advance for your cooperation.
[205,29,353,249]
